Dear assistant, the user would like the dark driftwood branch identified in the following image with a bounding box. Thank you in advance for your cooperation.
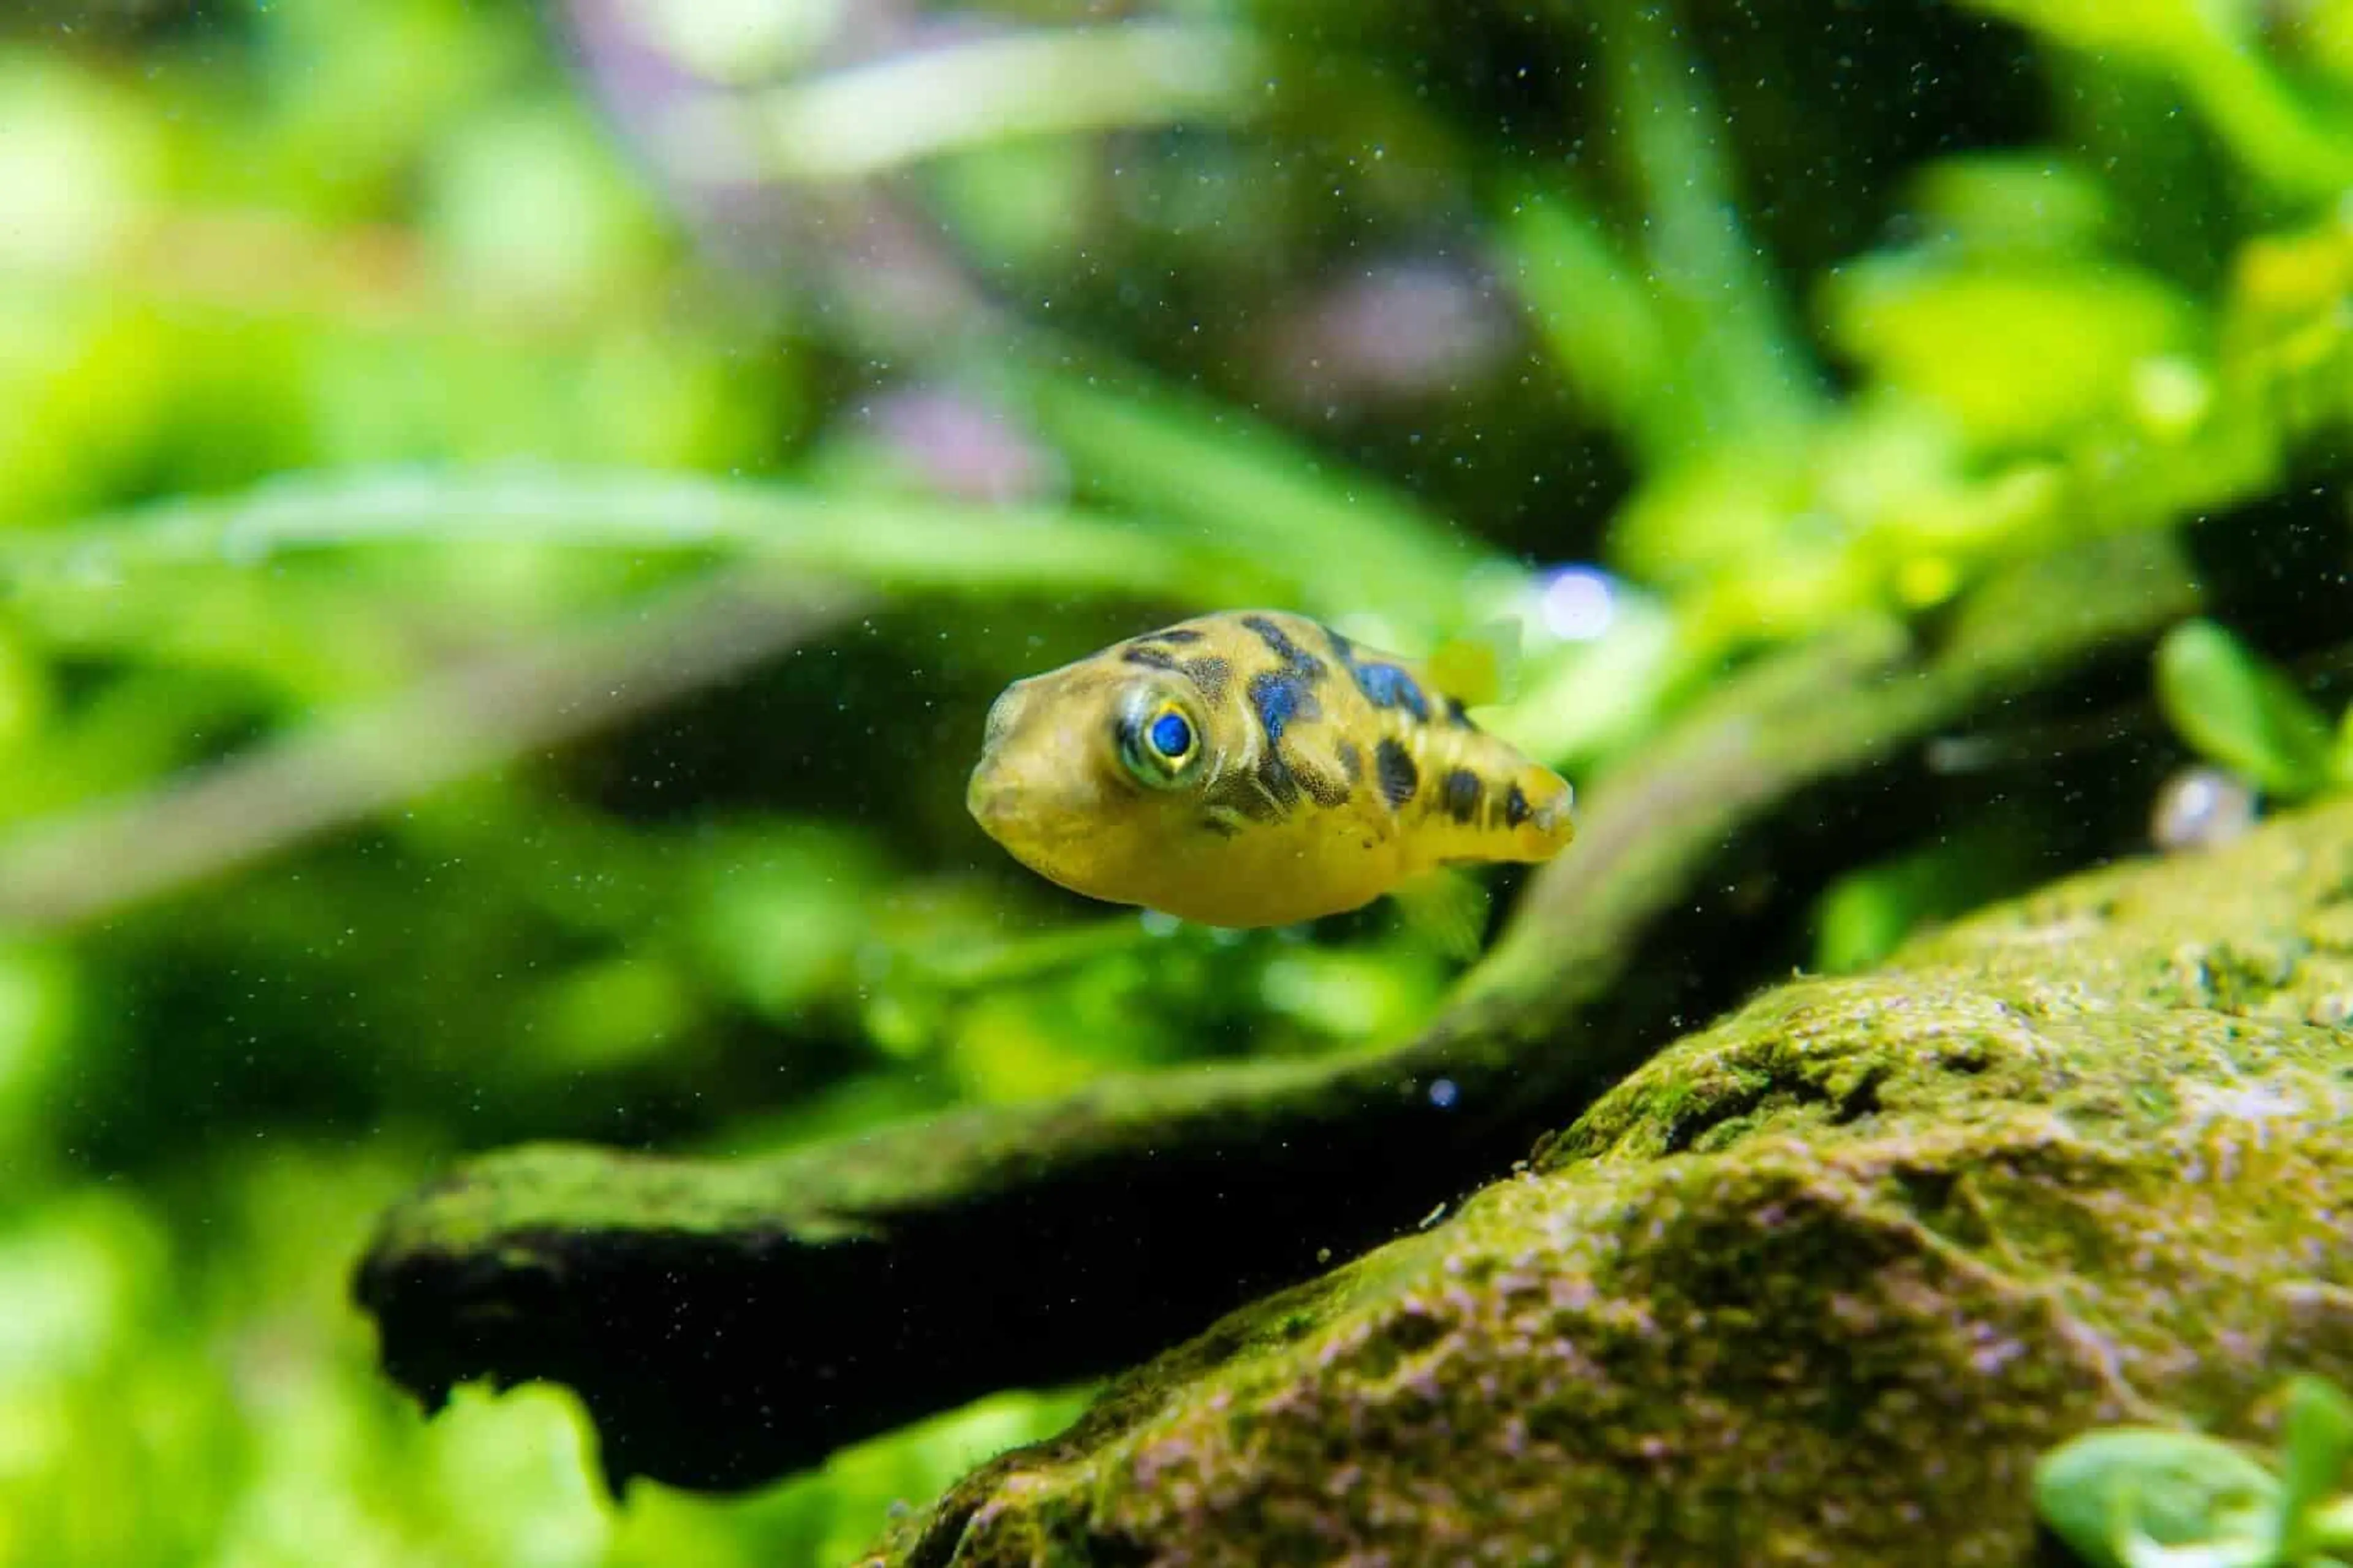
[354,534,2199,1494]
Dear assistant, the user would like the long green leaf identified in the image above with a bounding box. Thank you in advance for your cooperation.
[0,464,1287,606]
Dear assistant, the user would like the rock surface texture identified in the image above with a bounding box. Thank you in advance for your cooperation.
[868,797,2353,1568]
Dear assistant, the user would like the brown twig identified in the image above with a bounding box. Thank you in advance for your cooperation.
[0,567,863,932]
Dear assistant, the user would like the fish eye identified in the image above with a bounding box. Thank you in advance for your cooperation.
[1148,710,1193,760]
[1118,697,1201,788]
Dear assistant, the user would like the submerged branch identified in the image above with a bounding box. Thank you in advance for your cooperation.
[353,533,2200,1495]
[0,568,862,932]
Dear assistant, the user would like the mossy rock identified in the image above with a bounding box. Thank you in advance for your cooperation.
[865,797,2353,1567]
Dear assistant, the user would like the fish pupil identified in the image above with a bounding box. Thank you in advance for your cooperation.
[1149,711,1193,759]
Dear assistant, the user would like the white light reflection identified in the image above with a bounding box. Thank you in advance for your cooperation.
[1537,566,1616,642]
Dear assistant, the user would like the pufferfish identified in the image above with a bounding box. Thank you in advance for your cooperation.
[966,610,1574,948]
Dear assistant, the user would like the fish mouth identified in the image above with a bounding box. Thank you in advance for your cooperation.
[966,766,1054,846]
[966,770,1103,894]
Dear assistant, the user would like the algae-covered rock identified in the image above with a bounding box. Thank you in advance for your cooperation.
[868,797,2353,1568]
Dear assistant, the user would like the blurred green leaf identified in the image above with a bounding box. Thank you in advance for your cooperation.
[1821,255,2203,452]
[2154,619,2336,798]
[521,956,703,1076]
[1810,819,2042,975]
[688,820,886,1024]
[2034,1425,2283,1568]
[1578,0,1825,449]
[0,466,1281,606]
[1497,190,1677,463]
[740,21,1264,181]
[1004,359,1496,637]
[1902,156,2117,259]
[1957,0,2353,198]
[2279,1377,2353,1561]
[0,943,77,1168]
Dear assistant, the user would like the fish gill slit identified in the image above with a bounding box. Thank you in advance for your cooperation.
[1211,771,1287,823]
[1203,735,1286,824]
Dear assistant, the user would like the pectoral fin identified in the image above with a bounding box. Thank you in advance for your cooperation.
[1389,865,1493,962]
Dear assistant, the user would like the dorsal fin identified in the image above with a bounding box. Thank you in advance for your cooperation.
[1423,617,1523,709]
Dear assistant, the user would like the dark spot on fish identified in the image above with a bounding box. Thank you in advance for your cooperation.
[1199,812,1241,838]
[1121,645,1181,672]
[1376,738,1418,810]
[1152,626,1205,643]
[1443,697,1474,729]
[1336,738,1362,783]
[1248,670,1315,809]
[1241,615,1325,684]
[1442,768,1483,824]
[1352,661,1431,722]
[1182,656,1230,705]
[1504,782,1531,828]
[1250,670,1303,746]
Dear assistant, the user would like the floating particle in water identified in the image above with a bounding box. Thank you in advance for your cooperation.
[1428,1077,1459,1108]
[2151,765,2259,853]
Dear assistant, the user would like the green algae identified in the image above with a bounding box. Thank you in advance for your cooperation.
[867,797,2353,1567]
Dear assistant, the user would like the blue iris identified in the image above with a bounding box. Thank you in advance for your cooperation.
[1148,710,1193,759]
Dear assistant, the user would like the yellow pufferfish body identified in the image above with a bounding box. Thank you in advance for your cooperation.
[966,610,1575,930]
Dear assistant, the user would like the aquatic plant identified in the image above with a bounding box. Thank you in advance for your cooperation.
[0,0,2348,1564]
[2036,1375,2353,1568]
[2155,618,2353,803]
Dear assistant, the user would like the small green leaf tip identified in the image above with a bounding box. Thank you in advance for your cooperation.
[2154,618,2336,800]
[2033,1427,2281,1568]
[2279,1376,2353,1562]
